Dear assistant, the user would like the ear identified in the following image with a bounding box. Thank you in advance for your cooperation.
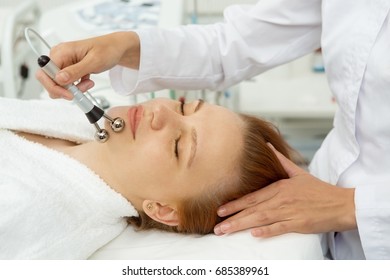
[142,200,179,227]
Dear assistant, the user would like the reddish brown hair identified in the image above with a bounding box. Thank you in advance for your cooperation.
[127,113,296,234]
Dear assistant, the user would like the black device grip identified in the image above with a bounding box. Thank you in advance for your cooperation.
[85,106,105,124]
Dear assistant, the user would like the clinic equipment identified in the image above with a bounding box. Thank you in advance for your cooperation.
[75,0,161,32]
[24,27,124,143]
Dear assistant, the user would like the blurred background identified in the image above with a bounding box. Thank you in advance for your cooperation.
[0,0,335,163]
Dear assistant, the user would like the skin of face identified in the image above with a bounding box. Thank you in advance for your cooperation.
[100,98,244,215]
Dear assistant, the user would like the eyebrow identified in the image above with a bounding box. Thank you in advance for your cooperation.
[194,99,204,113]
[187,99,204,168]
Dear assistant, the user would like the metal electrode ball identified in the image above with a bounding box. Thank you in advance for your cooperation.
[95,129,109,143]
[111,117,125,132]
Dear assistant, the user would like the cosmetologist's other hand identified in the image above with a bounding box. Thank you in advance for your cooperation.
[214,144,357,238]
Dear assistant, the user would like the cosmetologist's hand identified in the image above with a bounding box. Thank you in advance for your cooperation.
[36,31,140,100]
[214,145,357,238]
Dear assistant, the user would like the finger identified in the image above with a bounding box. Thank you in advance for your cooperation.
[215,193,297,236]
[35,69,73,100]
[80,74,91,82]
[75,79,95,93]
[217,184,279,217]
[267,143,306,177]
[215,208,282,236]
[55,55,100,86]
[251,220,294,238]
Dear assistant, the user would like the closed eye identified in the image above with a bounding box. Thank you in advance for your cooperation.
[175,136,181,159]
[174,100,185,159]
[180,99,185,115]
[174,99,203,160]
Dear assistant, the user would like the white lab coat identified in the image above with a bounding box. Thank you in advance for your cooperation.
[110,0,390,260]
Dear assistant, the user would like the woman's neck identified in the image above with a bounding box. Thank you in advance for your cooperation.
[67,141,141,209]
[65,141,126,197]
[16,131,139,208]
[15,131,129,201]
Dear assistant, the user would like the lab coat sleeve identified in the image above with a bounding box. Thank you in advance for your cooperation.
[355,184,390,259]
[110,0,322,95]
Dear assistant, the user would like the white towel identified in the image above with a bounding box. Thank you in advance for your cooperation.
[0,97,96,142]
[0,97,137,259]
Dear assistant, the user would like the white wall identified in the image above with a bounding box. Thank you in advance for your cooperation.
[1,0,260,18]
[1,0,257,11]
[0,0,78,9]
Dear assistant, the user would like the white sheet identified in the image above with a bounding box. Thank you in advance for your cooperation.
[90,227,326,260]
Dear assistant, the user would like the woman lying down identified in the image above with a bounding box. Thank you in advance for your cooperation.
[0,96,296,259]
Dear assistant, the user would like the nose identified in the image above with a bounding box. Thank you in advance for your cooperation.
[151,104,182,131]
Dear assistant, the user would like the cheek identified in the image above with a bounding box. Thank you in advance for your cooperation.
[135,141,167,162]
[129,142,175,179]
[106,106,129,118]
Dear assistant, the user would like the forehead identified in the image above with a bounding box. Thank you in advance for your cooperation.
[184,102,244,192]
[200,103,244,161]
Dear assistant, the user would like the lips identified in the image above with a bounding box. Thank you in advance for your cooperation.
[127,105,143,139]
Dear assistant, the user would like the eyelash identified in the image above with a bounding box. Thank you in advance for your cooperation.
[174,136,181,158]
[175,100,185,158]
[179,99,185,115]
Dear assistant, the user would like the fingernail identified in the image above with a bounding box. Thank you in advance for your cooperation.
[220,223,231,233]
[62,93,73,100]
[266,142,274,148]
[56,71,70,83]
[217,207,226,216]
[251,228,263,237]
[214,226,222,235]
[85,80,94,90]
